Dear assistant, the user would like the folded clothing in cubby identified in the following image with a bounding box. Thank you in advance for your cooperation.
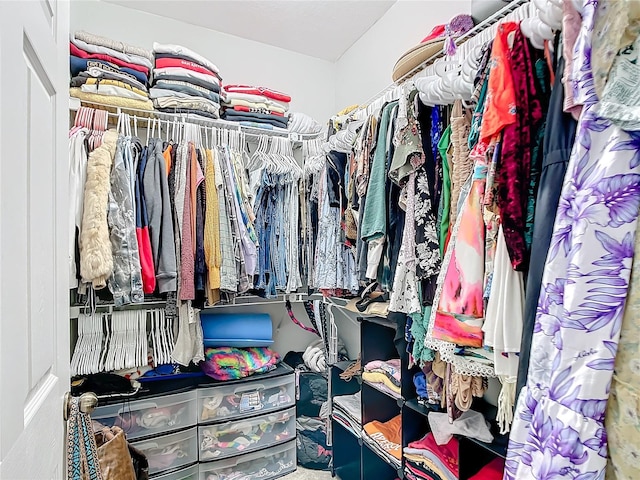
[404,432,459,480]
[363,414,402,463]
[363,358,402,396]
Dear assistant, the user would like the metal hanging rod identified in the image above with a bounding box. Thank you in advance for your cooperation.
[354,0,531,115]
[69,98,323,143]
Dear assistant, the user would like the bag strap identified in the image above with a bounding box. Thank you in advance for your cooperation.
[67,396,104,480]
[285,300,320,337]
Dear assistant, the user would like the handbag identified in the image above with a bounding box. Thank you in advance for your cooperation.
[94,426,137,480]
[128,443,149,480]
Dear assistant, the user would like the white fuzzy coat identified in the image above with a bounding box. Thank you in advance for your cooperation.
[80,130,118,289]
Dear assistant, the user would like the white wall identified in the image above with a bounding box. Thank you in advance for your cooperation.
[71,0,336,123]
[334,0,472,110]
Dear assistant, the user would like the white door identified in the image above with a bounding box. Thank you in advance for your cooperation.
[0,0,70,478]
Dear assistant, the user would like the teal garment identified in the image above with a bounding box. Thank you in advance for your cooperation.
[437,126,452,256]
[360,101,398,242]
[411,307,435,365]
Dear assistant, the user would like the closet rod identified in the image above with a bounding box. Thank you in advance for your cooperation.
[69,98,323,143]
[355,0,530,113]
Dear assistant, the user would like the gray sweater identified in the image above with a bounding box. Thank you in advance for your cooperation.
[143,139,177,293]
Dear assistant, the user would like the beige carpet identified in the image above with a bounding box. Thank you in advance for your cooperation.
[281,467,333,479]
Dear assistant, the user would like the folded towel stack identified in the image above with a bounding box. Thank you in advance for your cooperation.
[150,43,222,120]
[69,31,154,110]
[221,85,291,130]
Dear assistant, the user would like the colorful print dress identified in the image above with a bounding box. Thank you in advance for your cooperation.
[505,2,640,478]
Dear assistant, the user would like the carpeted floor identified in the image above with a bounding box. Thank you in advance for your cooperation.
[281,467,333,479]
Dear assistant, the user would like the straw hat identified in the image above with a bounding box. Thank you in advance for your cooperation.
[392,15,475,82]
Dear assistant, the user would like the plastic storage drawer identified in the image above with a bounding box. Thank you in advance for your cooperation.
[154,463,198,480]
[197,373,295,424]
[199,440,296,480]
[198,407,296,461]
[92,390,197,440]
[132,427,198,476]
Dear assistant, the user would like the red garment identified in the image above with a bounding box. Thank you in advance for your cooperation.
[155,57,217,79]
[69,43,150,76]
[496,28,543,271]
[136,227,156,294]
[232,105,285,117]
[224,85,291,103]
[468,457,505,480]
[479,22,518,143]
[408,433,459,478]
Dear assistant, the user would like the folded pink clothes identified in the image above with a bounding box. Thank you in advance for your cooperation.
[365,359,402,384]
[407,432,459,479]
[468,457,504,480]
[223,85,291,103]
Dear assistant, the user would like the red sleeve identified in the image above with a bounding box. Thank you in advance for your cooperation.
[224,85,291,103]
[155,57,218,78]
[136,227,157,294]
[69,43,150,76]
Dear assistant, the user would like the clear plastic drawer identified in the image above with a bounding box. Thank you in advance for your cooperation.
[132,427,198,476]
[153,463,198,480]
[92,390,197,440]
[197,374,295,424]
[198,407,296,461]
[199,440,296,479]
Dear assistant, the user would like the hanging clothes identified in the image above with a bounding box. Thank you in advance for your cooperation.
[516,55,577,397]
[506,2,640,477]
[107,136,143,306]
[203,148,221,304]
[495,28,544,271]
[143,138,177,293]
[431,141,489,348]
[448,101,473,222]
[80,130,118,290]
[69,127,90,288]
[361,101,398,279]
[135,144,157,293]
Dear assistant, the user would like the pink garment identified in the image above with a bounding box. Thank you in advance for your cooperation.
[433,143,488,348]
[562,0,583,120]
[223,85,291,103]
[179,144,195,300]
[364,359,402,382]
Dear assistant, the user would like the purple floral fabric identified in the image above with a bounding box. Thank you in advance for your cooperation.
[505,3,640,477]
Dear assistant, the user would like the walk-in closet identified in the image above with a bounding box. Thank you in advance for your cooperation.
[0,0,638,479]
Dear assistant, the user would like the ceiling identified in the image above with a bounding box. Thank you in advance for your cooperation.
[103,0,396,61]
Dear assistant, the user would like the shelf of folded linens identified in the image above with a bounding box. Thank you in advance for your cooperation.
[69,98,323,141]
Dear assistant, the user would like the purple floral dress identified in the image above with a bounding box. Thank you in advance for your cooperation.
[505,2,640,478]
